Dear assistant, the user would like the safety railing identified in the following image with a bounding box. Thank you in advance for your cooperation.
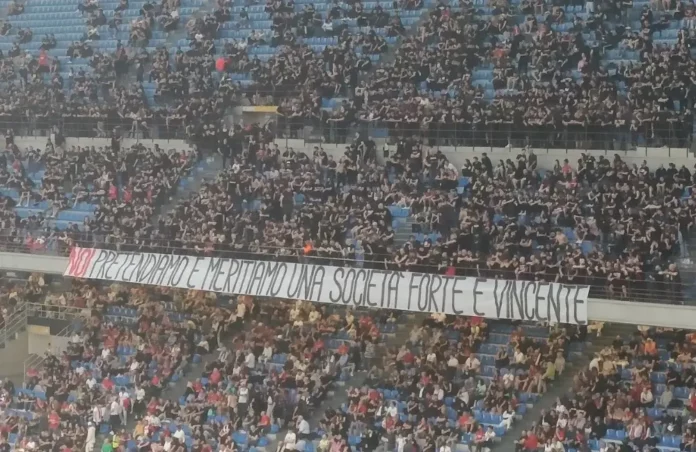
[0,301,28,347]
[0,234,691,305]
[25,302,87,321]
[0,115,692,153]
[271,120,695,154]
[22,318,81,384]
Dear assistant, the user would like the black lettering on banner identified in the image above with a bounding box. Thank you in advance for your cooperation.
[440,277,450,314]
[202,258,222,290]
[136,254,157,284]
[300,265,317,300]
[543,283,558,323]
[212,258,231,292]
[473,278,486,316]
[170,256,189,287]
[510,280,523,320]
[155,255,174,286]
[187,257,205,289]
[95,250,117,280]
[366,270,380,307]
[379,272,389,308]
[354,269,367,306]
[408,273,420,311]
[148,254,168,286]
[311,266,325,301]
[573,286,586,325]
[246,261,265,295]
[259,261,279,296]
[115,253,131,281]
[341,268,356,305]
[104,251,121,280]
[417,274,429,312]
[90,250,109,279]
[329,268,344,303]
[386,272,401,309]
[525,282,538,320]
[563,285,573,323]
[451,277,463,315]
[269,263,287,297]
[493,278,502,319]
[123,254,142,282]
[239,260,255,294]
[223,259,240,294]
[428,275,443,313]
[535,282,549,322]
[286,263,302,299]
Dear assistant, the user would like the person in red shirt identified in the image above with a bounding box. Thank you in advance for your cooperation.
[523,431,539,450]
[258,412,271,433]
[102,377,114,392]
[209,368,221,385]
[48,410,61,429]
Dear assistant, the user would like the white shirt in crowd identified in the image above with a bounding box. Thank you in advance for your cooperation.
[297,418,310,435]
[283,432,297,450]
[110,400,121,416]
[173,428,186,441]
[464,356,480,371]
[245,351,256,369]
[238,386,249,404]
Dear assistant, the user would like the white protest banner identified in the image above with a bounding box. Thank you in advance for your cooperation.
[65,247,589,324]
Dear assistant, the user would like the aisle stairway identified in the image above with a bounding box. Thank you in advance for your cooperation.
[492,323,637,452]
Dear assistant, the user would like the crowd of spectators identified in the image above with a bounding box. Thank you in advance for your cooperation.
[0,137,198,253]
[516,327,696,452]
[2,0,696,149]
[0,275,380,452]
[3,130,682,301]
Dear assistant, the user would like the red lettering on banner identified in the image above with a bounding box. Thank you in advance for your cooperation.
[66,247,96,277]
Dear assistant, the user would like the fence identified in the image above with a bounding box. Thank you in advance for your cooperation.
[0,115,189,141]
[1,115,693,153]
[0,231,690,305]
[271,120,695,153]
[0,301,28,348]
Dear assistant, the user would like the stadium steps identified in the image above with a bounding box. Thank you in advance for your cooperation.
[150,153,224,225]
[266,312,422,452]
[394,216,416,246]
[491,327,617,451]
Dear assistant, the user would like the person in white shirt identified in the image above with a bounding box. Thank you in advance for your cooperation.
[447,355,459,368]
[173,426,186,442]
[92,405,102,425]
[85,422,96,452]
[438,441,452,452]
[464,355,481,374]
[277,430,296,452]
[118,390,130,425]
[238,384,250,415]
[109,398,121,429]
[245,350,256,369]
[296,416,310,439]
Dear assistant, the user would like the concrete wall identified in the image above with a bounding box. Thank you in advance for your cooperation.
[0,252,67,274]
[0,331,29,378]
[27,324,71,356]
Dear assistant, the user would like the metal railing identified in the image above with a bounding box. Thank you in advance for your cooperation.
[0,233,691,304]
[0,301,28,347]
[272,120,695,153]
[25,302,88,321]
[22,316,81,384]
[0,115,692,153]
